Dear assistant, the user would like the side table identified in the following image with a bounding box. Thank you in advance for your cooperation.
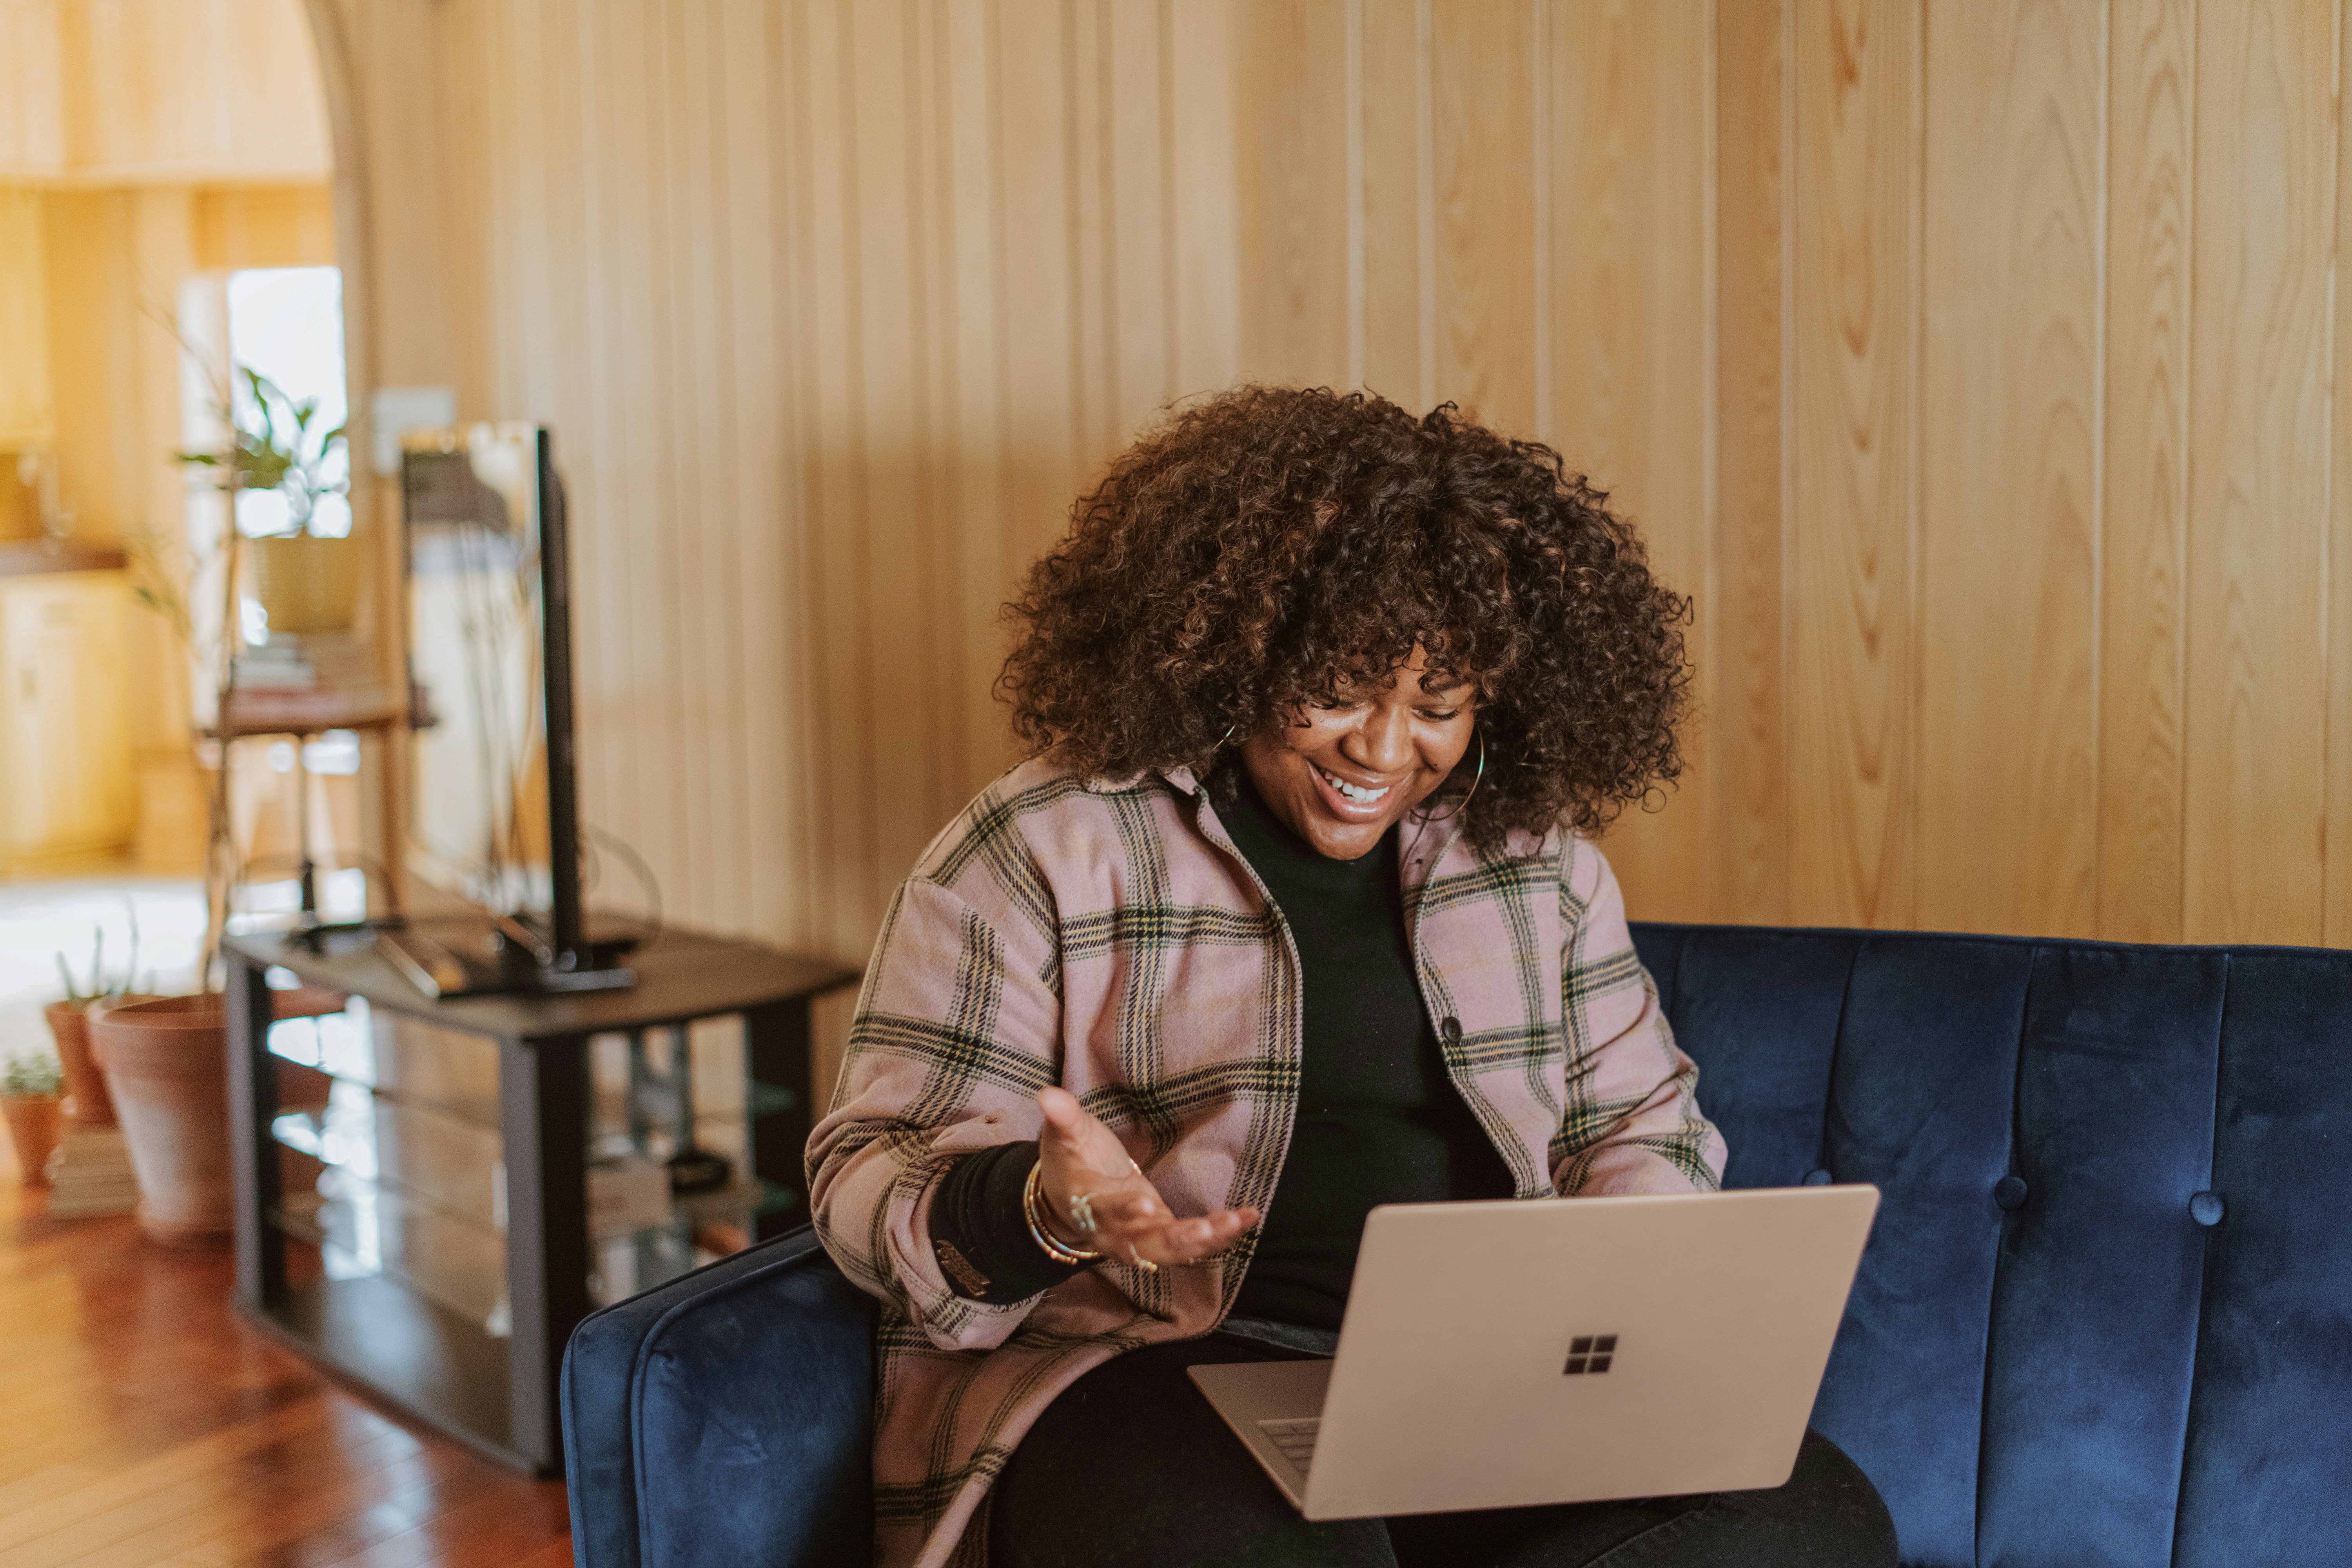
[223,925,859,1473]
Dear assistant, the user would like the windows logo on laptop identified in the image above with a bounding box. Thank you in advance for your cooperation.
[1562,1335,1618,1375]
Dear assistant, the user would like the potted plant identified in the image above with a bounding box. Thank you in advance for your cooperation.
[48,923,158,1127]
[175,366,356,634]
[2,1052,65,1188]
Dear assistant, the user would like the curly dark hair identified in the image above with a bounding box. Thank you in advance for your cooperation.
[997,385,1691,849]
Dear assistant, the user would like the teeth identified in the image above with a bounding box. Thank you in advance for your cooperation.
[1318,764,1390,805]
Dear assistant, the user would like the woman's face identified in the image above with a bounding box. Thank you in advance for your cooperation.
[1237,644,1480,860]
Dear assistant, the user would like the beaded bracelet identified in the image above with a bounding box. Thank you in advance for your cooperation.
[1023,1160,1103,1266]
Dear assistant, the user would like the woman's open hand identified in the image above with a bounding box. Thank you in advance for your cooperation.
[1033,1086,1259,1269]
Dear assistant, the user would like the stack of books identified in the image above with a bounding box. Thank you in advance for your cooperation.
[224,633,398,733]
[45,1123,141,1218]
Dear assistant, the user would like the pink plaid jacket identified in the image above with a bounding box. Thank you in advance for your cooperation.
[808,759,1725,1567]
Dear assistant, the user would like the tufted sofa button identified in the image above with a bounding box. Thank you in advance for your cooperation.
[1440,1016,1462,1044]
[1993,1176,2029,1212]
[2189,1191,2225,1227]
[1802,1168,1833,1187]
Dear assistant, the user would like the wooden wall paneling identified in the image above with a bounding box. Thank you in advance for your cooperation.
[768,0,828,953]
[1786,0,1920,929]
[992,1,1084,595]
[593,0,682,922]
[63,0,329,183]
[1710,0,1789,924]
[724,1,803,946]
[850,0,951,892]
[1108,0,1173,441]
[1916,0,2102,939]
[2181,0,2334,945]
[2098,0,2192,943]
[2335,0,2352,949]
[1356,0,1430,407]
[1236,0,1351,387]
[906,0,957,811]
[939,0,1019,806]
[1167,0,1243,399]
[1544,0,1717,923]
[191,185,336,272]
[0,185,49,445]
[792,0,881,951]
[1428,0,1536,434]
[669,0,739,928]
[0,0,65,178]
[1065,0,1114,459]
[651,0,715,929]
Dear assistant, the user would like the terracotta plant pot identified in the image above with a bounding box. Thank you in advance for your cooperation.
[2,1095,64,1188]
[249,534,361,633]
[89,995,236,1247]
[45,996,162,1126]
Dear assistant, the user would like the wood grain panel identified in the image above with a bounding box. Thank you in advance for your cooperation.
[0,0,65,178]
[1357,0,1426,407]
[1106,0,1172,443]
[58,0,329,183]
[1167,0,1243,399]
[2099,0,2193,943]
[335,0,2352,966]
[1544,0,1715,923]
[2336,0,2352,948]
[1711,0,1789,925]
[1917,0,2101,938]
[2182,0,2334,945]
[1786,0,1918,929]
[1429,0,1536,432]
[932,0,1014,806]
[1236,0,1350,386]
[848,0,951,901]
[792,0,886,951]
[191,184,335,271]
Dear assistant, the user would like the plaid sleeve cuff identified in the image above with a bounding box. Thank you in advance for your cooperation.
[929,1140,1092,1303]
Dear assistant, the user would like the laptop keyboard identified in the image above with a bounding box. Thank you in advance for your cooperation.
[1258,1417,1321,1475]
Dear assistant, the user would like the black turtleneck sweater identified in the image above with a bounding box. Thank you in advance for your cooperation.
[1217,770,1515,1328]
[926,771,1515,1327]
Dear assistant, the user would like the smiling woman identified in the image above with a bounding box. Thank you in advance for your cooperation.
[807,386,1893,1568]
[996,385,1693,855]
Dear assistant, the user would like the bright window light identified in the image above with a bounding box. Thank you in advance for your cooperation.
[226,266,350,538]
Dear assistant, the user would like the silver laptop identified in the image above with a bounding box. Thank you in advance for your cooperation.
[1188,1185,1879,1520]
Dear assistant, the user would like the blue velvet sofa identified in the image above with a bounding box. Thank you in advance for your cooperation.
[563,924,2352,1567]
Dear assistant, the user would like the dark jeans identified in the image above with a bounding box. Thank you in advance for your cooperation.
[989,1334,1898,1568]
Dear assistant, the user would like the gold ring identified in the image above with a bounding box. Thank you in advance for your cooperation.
[1069,1192,1098,1234]
[1129,1245,1158,1274]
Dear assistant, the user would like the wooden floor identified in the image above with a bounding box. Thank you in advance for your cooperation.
[0,1179,574,1568]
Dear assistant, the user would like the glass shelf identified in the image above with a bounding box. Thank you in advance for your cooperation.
[270,1078,503,1231]
[274,1167,509,1334]
[266,998,502,1130]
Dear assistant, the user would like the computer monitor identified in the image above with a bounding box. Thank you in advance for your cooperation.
[399,423,605,982]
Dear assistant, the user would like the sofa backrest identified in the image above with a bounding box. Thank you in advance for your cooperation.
[564,1225,877,1568]
[1630,924,2352,1568]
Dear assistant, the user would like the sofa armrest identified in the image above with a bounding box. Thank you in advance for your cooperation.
[563,1224,877,1568]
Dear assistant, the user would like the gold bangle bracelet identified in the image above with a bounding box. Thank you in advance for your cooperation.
[1024,1160,1102,1266]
